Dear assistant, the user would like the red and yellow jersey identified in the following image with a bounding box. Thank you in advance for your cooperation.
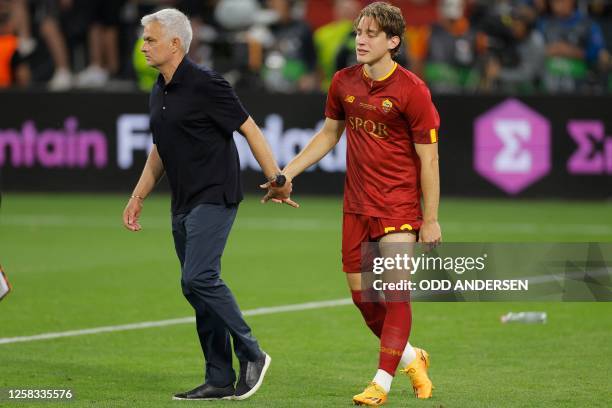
[325,63,440,220]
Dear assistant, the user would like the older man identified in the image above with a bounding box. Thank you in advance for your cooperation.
[122,8,294,401]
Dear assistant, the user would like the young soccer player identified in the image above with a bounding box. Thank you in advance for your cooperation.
[262,2,441,405]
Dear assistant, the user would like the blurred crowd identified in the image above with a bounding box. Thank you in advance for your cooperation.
[0,0,611,94]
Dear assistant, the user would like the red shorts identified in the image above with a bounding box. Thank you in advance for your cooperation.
[342,213,421,273]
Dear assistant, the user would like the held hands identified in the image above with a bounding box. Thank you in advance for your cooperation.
[259,178,299,208]
[122,196,144,231]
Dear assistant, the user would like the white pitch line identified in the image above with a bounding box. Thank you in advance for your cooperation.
[0,298,352,346]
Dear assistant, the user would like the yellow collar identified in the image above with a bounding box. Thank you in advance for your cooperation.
[363,62,398,82]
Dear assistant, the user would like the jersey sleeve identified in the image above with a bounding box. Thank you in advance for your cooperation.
[324,72,345,120]
[402,84,440,144]
[203,73,249,135]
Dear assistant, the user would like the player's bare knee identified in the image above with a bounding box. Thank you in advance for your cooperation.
[346,272,363,291]
[379,231,417,243]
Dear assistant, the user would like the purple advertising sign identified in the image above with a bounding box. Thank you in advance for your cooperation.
[567,120,612,175]
[474,99,551,195]
[0,117,107,168]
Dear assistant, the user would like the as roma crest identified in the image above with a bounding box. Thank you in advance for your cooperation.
[381,99,393,113]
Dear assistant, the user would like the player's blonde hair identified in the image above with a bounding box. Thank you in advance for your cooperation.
[141,8,193,53]
[354,2,406,57]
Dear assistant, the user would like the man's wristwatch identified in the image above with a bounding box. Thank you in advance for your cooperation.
[269,174,286,187]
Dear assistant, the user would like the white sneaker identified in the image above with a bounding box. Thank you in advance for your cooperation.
[75,65,109,88]
[48,68,73,91]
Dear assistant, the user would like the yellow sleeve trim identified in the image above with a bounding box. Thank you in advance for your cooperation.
[430,128,438,143]
[400,224,413,231]
[384,227,396,234]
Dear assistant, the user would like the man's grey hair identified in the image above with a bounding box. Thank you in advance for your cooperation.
[141,8,193,53]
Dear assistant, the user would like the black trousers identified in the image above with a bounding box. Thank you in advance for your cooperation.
[172,203,261,387]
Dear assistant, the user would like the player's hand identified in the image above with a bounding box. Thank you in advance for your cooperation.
[259,180,299,208]
[419,220,441,247]
[123,197,143,231]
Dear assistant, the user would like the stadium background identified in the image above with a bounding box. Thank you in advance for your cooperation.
[1,0,611,407]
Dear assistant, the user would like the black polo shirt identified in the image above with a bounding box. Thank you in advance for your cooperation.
[149,57,249,215]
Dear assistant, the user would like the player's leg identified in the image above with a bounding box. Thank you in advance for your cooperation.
[350,220,429,405]
[375,232,416,390]
[346,270,419,353]
[346,273,387,337]
[344,214,390,406]
[343,213,387,338]
[349,271,391,405]
[378,231,433,399]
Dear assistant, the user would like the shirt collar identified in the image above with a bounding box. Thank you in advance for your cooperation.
[362,62,398,88]
[156,56,191,87]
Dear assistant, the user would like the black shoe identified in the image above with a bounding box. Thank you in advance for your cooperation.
[172,383,235,400]
[234,352,272,400]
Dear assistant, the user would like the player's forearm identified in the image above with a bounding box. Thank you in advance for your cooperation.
[241,117,281,179]
[132,147,164,199]
[420,155,440,222]
[283,130,339,180]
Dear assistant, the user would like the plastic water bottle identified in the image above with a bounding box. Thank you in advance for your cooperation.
[500,312,547,324]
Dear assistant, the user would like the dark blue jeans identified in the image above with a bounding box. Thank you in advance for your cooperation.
[172,203,261,387]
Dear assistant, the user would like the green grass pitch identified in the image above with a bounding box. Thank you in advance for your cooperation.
[0,194,611,407]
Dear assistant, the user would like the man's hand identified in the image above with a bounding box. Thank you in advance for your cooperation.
[123,197,143,231]
[419,220,441,244]
[259,180,299,208]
